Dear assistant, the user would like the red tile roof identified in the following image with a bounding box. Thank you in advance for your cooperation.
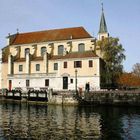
[9,27,92,45]
[50,51,98,60]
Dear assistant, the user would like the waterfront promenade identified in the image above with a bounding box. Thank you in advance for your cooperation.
[1,89,140,106]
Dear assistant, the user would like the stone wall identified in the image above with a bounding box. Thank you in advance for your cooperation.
[48,90,78,105]
[82,90,140,106]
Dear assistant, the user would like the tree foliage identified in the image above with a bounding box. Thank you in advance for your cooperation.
[132,63,140,77]
[97,37,126,88]
[117,73,140,88]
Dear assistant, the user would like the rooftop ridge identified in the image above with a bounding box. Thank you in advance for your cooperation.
[12,26,86,35]
[9,26,92,45]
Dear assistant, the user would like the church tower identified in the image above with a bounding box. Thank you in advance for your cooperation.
[98,3,109,40]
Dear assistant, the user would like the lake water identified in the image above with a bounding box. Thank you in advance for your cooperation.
[0,102,140,140]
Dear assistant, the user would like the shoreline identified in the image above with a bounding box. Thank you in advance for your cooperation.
[1,89,140,106]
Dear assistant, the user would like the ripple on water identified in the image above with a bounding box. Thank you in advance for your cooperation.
[0,103,101,139]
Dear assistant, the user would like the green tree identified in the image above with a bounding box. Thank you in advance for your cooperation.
[97,37,126,88]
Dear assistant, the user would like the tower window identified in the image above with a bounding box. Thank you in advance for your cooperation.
[101,36,105,40]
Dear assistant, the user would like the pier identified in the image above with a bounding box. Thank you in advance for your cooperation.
[1,89,78,105]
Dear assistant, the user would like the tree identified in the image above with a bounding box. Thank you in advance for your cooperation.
[117,72,140,88]
[132,63,140,77]
[97,37,126,88]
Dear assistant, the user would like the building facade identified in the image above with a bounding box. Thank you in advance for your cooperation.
[1,7,109,91]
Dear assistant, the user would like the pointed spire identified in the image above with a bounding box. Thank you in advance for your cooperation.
[99,3,108,33]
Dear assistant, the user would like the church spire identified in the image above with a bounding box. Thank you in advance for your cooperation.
[99,3,108,33]
[98,2,109,40]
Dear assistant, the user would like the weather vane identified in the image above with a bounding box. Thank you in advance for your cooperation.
[100,0,104,11]
[101,2,104,11]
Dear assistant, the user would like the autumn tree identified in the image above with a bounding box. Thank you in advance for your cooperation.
[97,37,125,88]
[117,72,140,88]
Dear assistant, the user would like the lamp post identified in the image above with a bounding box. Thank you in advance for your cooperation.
[75,69,78,94]
[1,79,3,95]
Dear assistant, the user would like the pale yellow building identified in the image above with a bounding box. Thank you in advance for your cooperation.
[1,7,109,91]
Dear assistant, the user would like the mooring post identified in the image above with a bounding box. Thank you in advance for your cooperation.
[28,90,30,99]
[45,90,47,101]
[20,90,22,99]
[12,90,14,98]
[48,88,53,101]
[37,90,39,98]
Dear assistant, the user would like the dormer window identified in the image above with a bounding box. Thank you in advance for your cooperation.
[58,45,64,55]
[78,43,85,52]
[41,47,46,56]
[25,48,30,57]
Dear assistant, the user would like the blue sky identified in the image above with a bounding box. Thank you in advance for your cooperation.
[0,0,140,72]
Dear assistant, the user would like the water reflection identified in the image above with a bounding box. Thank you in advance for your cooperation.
[0,102,140,140]
[90,106,140,140]
[0,103,101,140]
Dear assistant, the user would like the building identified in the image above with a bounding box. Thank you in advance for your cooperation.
[0,50,2,89]
[1,6,109,91]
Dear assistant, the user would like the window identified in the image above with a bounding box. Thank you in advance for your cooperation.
[74,61,82,68]
[89,60,93,67]
[26,80,30,87]
[19,65,23,72]
[54,63,58,70]
[36,64,40,71]
[78,43,85,52]
[25,48,30,57]
[58,45,64,55]
[70,79,73,83]
[41,47,46,56]
[45,79,49,86]
[64,62,67,68]
[101,36,105,40]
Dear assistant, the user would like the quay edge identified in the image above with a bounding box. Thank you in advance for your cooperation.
[1,89,140,106]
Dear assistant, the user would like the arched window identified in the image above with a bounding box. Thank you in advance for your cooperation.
[41,47,46,56]
[25,48,30,57]
[78,43,85,52]
[58,45,64,55]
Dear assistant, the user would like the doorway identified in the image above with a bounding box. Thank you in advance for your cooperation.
[63,77,68,89]
[9,80,12,91]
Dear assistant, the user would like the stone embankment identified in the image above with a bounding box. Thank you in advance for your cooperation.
[80,90,140,106]
[1,89,140,106]
[0,89,78,105]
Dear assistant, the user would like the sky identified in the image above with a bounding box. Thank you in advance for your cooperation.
[0,0,140,72]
